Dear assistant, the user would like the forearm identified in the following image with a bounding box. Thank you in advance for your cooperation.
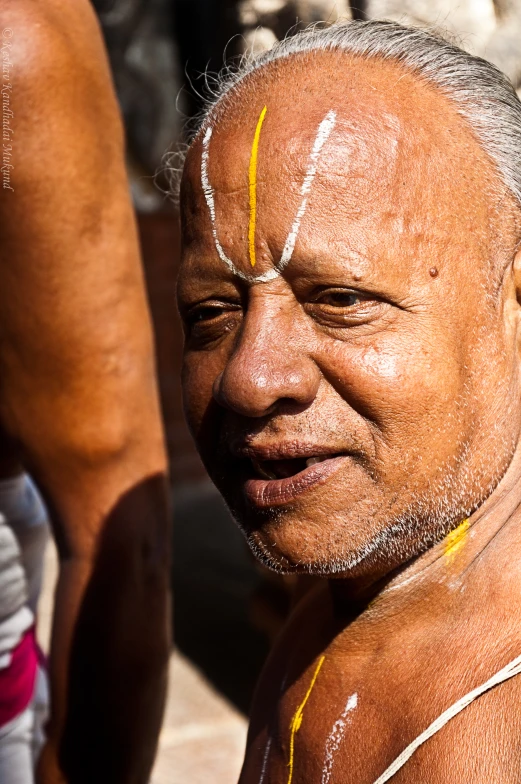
[22,396,171,784]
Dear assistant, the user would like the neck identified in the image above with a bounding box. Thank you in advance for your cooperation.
[329,441,521,613]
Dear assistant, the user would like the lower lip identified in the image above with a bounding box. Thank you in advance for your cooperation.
[243,455,349,507]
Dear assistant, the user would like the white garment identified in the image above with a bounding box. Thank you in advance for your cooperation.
[366,0,497,49]
[0,475,49,662]
[0,475,50,782]
[0,665,49,784]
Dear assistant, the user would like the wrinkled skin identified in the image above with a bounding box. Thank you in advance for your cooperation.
[179,50,521,783]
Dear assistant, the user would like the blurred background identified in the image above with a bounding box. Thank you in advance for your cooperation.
[39,1,521,781]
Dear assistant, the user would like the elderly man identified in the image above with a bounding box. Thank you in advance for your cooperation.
[178,19,521,783]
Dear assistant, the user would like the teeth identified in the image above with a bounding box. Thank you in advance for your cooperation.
[306,456,328,467]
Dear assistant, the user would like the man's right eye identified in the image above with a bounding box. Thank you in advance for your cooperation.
[183,301,242,345]
[190,304,226,323]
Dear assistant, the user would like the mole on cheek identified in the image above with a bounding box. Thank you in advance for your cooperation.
[429,267,439,278]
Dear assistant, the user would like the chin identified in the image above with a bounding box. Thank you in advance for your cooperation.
[235,499,464,578]
[236,508,400,577]
[245,532,376,576]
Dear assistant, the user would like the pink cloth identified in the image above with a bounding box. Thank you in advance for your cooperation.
[0,627,38,727]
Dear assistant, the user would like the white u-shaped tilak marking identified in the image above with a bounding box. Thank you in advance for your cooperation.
[201,127,277,283]
[322,692,358,784]
[200,110,337,282]
[278,110,336,271]
[201,127,251,281]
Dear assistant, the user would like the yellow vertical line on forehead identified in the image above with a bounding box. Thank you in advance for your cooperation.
[248,105,267,267]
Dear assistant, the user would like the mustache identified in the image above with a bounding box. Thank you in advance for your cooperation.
[216,415,371,464]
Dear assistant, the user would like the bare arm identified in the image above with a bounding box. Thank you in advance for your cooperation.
[0,1,170,781]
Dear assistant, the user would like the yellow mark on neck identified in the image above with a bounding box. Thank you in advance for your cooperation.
[287,655,325,784]
[444,518,470,562]
[248,105,267,267]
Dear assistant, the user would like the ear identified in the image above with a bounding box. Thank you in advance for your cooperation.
[510,248,521,350]
[513,247,521,304]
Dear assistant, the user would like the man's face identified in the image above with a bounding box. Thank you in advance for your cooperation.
[178,54,521,577]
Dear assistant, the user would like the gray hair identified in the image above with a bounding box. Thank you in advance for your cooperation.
[169,19,521,211]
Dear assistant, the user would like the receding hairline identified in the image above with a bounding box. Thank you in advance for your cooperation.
[198,47,487,152]
[188,45,516,211]
[177,23,521,269]
[177,21,521,220]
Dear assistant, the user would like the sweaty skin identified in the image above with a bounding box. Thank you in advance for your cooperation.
[0,1,170,782]
[179,48,521,783]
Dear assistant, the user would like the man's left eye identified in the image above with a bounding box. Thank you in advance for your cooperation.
[315,290,365,308]
[305,287,385,328]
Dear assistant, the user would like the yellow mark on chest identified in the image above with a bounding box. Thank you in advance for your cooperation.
[248,106,267,268]
[444,518,470,562]
[287,655,325,784]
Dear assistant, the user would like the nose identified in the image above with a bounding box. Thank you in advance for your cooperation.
[213,294,321,417]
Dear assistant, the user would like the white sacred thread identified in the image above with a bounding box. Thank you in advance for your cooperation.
[258,736,272,784]
[372,652,521,784]
[322,692,358,784]
[278,110,337,271]
[200,110,337,281]
[201,126,278,284]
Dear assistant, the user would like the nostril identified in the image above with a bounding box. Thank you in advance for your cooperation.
[212,347,320,417]
[211,366,280,417]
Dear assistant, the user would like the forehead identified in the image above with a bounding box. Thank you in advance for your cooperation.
[181,51,499,281]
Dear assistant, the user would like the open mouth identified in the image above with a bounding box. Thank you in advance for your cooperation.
[250,455,335,480]
[243,452,349,507]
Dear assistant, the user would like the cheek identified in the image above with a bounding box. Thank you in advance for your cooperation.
[181,352,221,431]
[321,332,465,433]
[359,345,400,380]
